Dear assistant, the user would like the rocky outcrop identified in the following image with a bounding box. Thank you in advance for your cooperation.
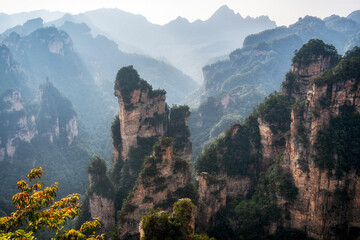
[278,46,360,239]
[168,105,192,161]
[85,156,115,233]
[88,193,115,233]
[114,66,168,160]
[117,138,193,239]
[38,81,78,145]
[0,89,36,161]
[196,172,227,232]
[194,40,360,239]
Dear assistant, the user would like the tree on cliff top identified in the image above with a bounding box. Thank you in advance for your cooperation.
[141,199,215,240]
[0,167,105,239]
[292,39,340,67]
[114,66,166,107]
[114,66,152,102]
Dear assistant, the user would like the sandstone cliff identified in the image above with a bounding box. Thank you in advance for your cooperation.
[84,156,115,233]
[194,40,360,239]
[117,137,194,239]
[114,66,168,160]
[278,43,360,239]
[89,66,194,238]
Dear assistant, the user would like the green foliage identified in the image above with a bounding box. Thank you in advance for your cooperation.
[114,65,151,102]
[149,89,167,98]
[110,114,121,151]
[140,156,160,179]
[195,115,261,176]
[174,157,189,173]
[168,105,191,153]
[314,105,360,178]
[114,136,159,212]
[87,156,114,199]
[0,167,104,240]
[292,39,340,67]
[37,81,77,144]
[281,71,300,95]
[87,156,107,176]
[255,92,294,133]
[114,66,166,109]
[314,46,360,88]
[152,137,173,156]
[191,234,216,240]
[207,207,234,240]
[277,175,299,201]
[233,164,297,239]
[141,199,203,240]
[170,105,190,122]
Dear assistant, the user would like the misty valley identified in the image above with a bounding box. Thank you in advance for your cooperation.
[1,5,360,240]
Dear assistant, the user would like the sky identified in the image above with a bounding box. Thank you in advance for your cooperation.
[1,0,360,26]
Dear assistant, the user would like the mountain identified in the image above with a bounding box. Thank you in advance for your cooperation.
[0,10,64,34]
[187,11,360,162]
[348,10,360,23]
[0,82,90,214]
[193,40,360,239]
[46,5,276,82]
[1,25,116,158]
[0,44,31,97]
[244,13,360,53]
[79,40,360,240]
[78,66,194,237]
[58,21,199,105]
[2,18,44,37]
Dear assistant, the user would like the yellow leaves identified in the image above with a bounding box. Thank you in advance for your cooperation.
[27,167,43,181]
[0,167,104,240]
[58,220,105,240]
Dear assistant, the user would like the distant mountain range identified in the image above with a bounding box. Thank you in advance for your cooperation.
[187,11,360,162]
[51,5,276,82]
[0,5,278,82]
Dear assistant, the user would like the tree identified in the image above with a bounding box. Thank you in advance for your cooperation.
[0,167,105,239]
[141,199,215,240]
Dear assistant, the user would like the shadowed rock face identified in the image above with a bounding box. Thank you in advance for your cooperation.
[117,138,193,239]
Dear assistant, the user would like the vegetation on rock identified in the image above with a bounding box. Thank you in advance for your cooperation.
[314,105,360,178]
[114,66,166,109]
[87,156,114,198]
[141,199,213,240]
[292,39,340,67]
[314,46,360,87]
[195,115,261,176]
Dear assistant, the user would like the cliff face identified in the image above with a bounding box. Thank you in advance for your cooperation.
[0,89,36,161]
[104,66,193,238]
[117,138,193,239]
[38,81,78,145]
[86,157,115,233]
[278,46,360,239]
[195,40,360,239]
[113,66,168,161]
[114,88,167,160]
